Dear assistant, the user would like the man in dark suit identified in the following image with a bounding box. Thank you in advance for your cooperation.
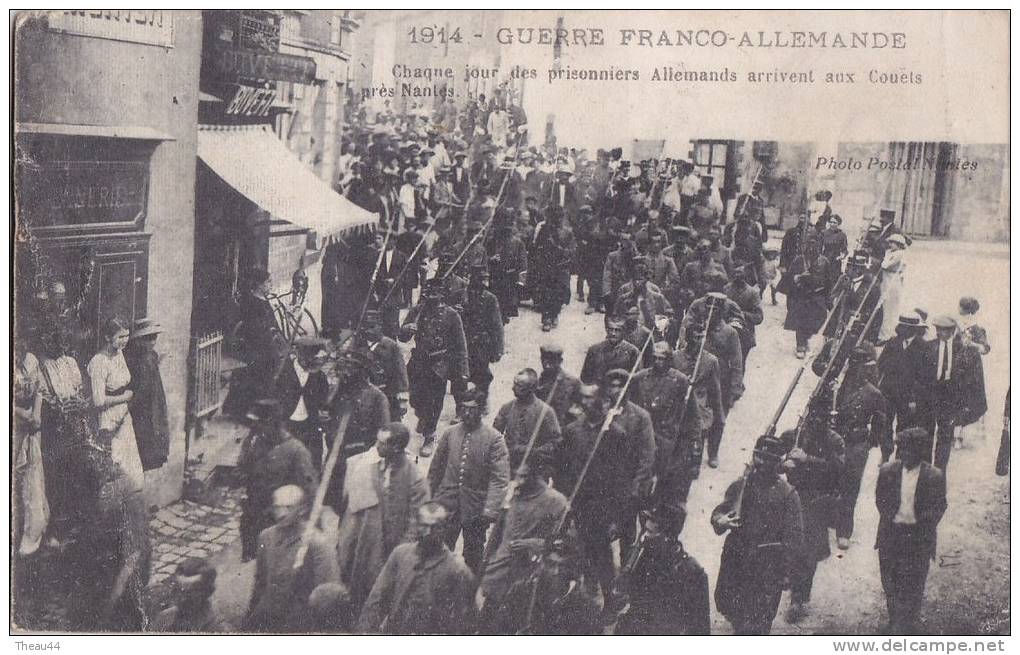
[369,228,410,338]
[875,427,947,634]
[877,312,928,447]
[544,167,577,228]
[918,315,988,474]
[278,337,331,461]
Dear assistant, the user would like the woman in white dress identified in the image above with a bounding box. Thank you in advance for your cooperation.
[14,343,50,556]
[88,318,145,493]
[878,234,908,343]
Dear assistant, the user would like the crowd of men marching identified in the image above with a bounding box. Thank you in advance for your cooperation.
[166,103,997,636]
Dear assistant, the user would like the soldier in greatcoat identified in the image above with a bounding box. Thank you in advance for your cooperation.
[400,279,469,457]
[725,265,765,366]
[483,535,602,635]
[530,206,572,331]
[780,237,834,358]
[554,374,655,620]
[536,343,582,429]
[781,400,846,624]
[830,344,889,549]
[337,422,429,613]
[238,399,318,562]
[487,217,528,322]
[358,502,477,634]
[461,264,504,407]
[580,314,641,384]
[356,310,409,421]
[615,504,711,635]
[632,341,701,506]
[712,435,804,635]
[493,369,561,473]
[427,389,510,575]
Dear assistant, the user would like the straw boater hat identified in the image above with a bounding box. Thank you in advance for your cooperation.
[897,311,925,328]
[886,234,908,248]
[130,317,162,340]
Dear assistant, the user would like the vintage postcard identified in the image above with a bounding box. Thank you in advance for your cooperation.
[10,8,1010,643]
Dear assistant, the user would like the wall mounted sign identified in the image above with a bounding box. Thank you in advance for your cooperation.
[224,85,278,117]
[18,160,149,229]
[207,43,316,84]
[47,10,174,47]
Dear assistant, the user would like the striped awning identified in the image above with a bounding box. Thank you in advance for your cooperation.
[197,124,377,243]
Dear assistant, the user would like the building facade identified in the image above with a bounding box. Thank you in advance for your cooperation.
[14,10,203,506]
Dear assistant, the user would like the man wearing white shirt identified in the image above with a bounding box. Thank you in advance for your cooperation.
[920,315,987,474]
[398,169,419,229]
[679,162,702,215]
[417,149,436,201]
[875,427,947,634]
[279,338,330,464]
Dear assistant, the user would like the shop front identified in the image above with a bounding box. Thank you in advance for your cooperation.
[14,10,203,506]
[189,12,377,439]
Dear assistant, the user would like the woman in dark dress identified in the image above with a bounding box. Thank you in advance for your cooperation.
[125,318,170,471]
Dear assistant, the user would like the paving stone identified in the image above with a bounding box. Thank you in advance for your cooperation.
[214,534,235,545]
[207,526,227,538]
[155,543,174,553]
[155,523,177,537]
[155,508,184,524]
[165,515,191,529]
[171,545,190,556]
[187,548,209,558]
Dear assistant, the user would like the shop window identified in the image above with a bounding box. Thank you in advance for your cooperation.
[15,134,153,235]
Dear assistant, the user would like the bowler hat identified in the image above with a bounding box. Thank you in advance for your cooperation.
[130,317,163,340]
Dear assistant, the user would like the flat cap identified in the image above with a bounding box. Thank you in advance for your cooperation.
[603,368,631,385]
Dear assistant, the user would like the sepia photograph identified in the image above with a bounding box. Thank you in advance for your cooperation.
[9,8,1011,642]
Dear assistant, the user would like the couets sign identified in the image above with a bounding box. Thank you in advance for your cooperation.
[206,43,315,84]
